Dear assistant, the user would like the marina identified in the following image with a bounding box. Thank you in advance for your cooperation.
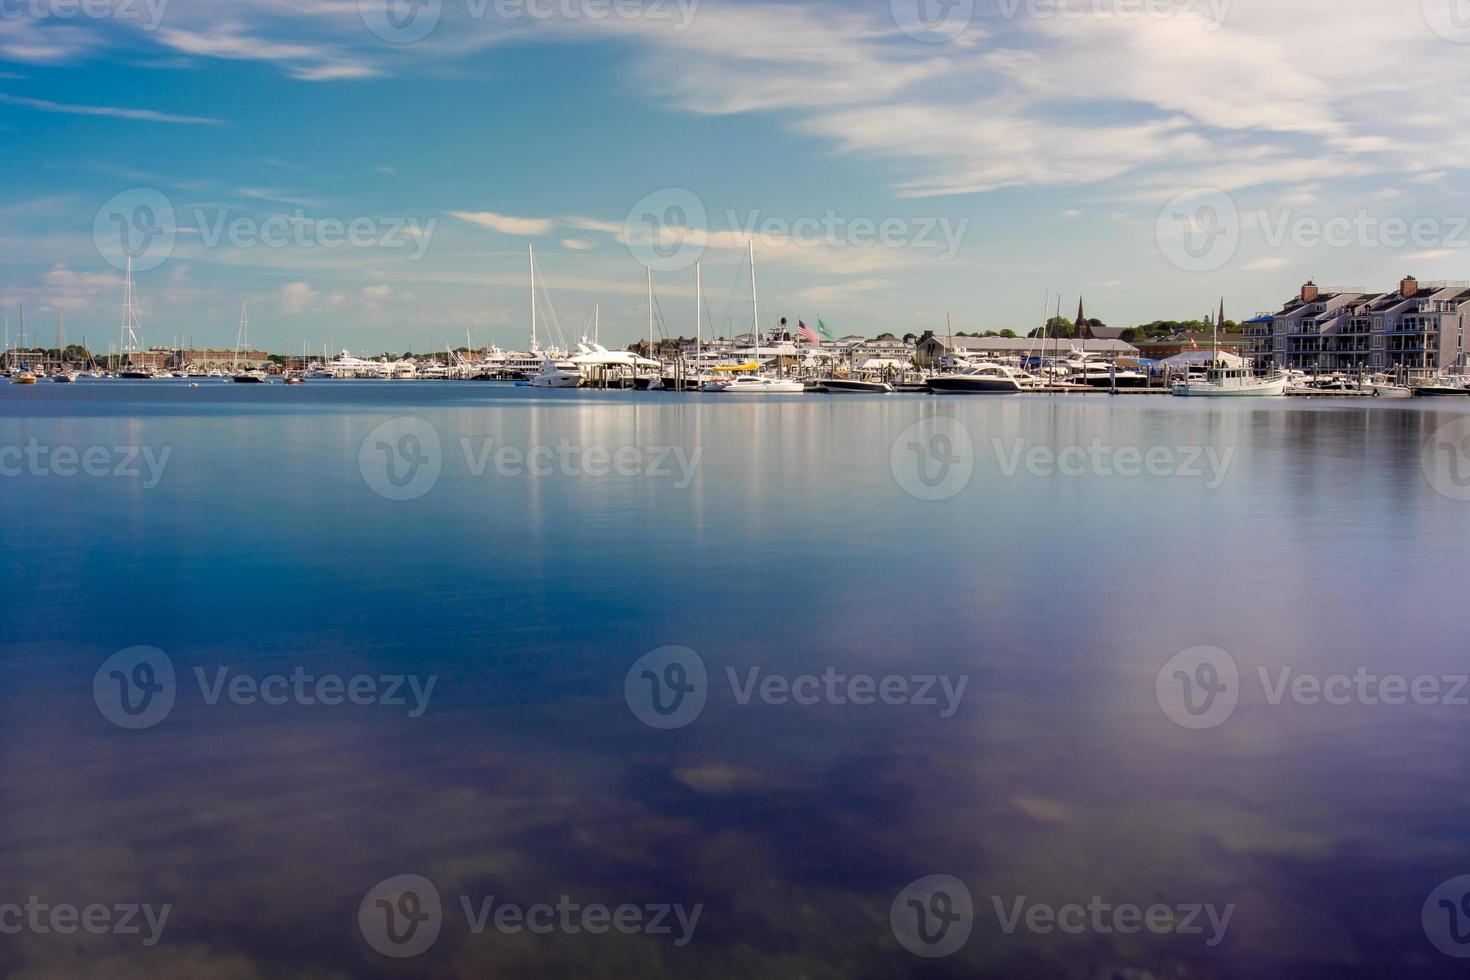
[11,265,1468,398]
[5,0,1470,973]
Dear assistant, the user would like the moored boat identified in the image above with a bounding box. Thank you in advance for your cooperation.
[929,361,1039,394]
[822,377,896,394]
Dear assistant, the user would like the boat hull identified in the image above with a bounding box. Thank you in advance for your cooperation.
[928,377,1024,394]
[1175,377,1288,397]
[822,379,895,394]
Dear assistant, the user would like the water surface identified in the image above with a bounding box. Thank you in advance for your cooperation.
[2,380,1468,978]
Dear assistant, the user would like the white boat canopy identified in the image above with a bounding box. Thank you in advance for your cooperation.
[1161,349,1247,369]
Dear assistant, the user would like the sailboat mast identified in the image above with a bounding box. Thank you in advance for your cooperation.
[529,244,538,352]
[750,241,760,367]
[695,261,702,363]
[1215,297,1222,360]
[235,297,248,373]
[647,266,654,360]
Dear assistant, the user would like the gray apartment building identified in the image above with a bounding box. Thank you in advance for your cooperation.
[1245,277,1470,376]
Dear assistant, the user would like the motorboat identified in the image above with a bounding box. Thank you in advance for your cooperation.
[50,370,79,383]
[822,376,896,393]
[929,361,1040,394]
[232,370,269,384]
[713,375,805,393]
[527,358,582,388]
[12,372,36,384]
[1174,302,1287,397]
[1174,360,1287,397]
[1072,358,1150,389]
[1414,379,1470,397]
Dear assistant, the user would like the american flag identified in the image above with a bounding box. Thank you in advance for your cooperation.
[797,320,821,346]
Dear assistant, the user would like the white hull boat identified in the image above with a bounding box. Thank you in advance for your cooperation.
[1175,373,1287,397]
[714,376,805,393]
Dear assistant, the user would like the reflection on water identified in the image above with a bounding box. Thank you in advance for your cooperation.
[2,382,1469,977]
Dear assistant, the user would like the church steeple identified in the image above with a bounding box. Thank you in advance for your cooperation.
[1076,297,1094,340]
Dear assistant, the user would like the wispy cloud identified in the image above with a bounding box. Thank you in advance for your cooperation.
[450,211,557,236]
[235,187,326,208]
[0,93,225,126]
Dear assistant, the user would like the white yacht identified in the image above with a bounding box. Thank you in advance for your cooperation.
[716,375,805,393]
[527,358,582,388]
[1070,354,1150,389]
[1173,356,1286,397]
[929,361,1040,394]
[571,341,661,387]
[316,351,384,378]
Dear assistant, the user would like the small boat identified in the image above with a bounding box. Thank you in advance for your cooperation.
[286,376,305,386]
[229,300,268,383]
[1365,382,1412,398]
[527,358,582,388]
[715,375,806,393]
[1174,301,1288,397]
[822,377,895,394]
[929,362,1039,394]
[1174,367,1288,397]
[1414,382,1470,397]
[12,372,37,385]
[50,371,79,383]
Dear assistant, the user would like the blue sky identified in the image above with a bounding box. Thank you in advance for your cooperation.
[2,0,1469,353]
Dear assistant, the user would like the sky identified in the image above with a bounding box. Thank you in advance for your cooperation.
[2,0,1470,354]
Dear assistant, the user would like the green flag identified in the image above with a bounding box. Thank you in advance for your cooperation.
[817,318,834,342]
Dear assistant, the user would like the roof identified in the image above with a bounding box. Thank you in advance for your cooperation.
[1161,349,1247,368]
[938,337,1138,354]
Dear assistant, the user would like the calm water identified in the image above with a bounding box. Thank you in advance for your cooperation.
[3,380,1470,978]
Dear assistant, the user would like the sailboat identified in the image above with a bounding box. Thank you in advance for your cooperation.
[51,311,78,382]
[1174,299,1286,397]
[11,302,37,383]
[709,242,804,393]
[231,299,268,383]
[116,258,157,379]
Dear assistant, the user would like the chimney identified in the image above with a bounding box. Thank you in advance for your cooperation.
[1401,275,1419,298]
[1301,281,1320,302]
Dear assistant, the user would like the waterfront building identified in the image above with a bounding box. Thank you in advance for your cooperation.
[913,332,1137,369]
[1246,277,1470,376]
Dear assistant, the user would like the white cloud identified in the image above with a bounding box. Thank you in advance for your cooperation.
[561,239,595,250]
[281,281,319,314]
[450,211,556,236]
[0,94,224,126]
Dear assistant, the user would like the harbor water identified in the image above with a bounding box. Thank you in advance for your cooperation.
[2,380,1469,978]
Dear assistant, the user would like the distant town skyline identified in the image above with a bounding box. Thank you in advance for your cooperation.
[3,0,1469,352]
